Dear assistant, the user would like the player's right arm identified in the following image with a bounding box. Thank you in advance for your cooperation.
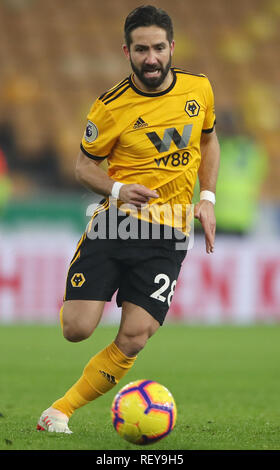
[76,150,158,208]
[77,97,158,207]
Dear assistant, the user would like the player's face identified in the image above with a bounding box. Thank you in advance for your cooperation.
[123,26,175,91]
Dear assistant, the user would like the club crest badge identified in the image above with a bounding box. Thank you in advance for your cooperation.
[71,273,86,288]
[185,100,200,117]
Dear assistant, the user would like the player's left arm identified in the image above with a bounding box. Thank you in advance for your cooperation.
[194,128,220,254]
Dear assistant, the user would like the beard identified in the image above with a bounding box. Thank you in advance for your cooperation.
[130,54,172,90]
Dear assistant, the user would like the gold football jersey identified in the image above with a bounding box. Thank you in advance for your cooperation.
[81,67,216,234]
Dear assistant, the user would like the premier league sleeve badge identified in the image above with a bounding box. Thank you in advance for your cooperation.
[84,121,98,143]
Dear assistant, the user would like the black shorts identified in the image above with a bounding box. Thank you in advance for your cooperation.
[64,205,187,325]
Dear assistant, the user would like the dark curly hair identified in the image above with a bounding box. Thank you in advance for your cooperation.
[124,5,174,48]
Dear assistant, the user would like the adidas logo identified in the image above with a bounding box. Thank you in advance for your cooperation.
[133,117,148,129]
[99,370,117,384]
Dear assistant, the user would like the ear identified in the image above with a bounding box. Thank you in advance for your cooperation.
[122,44,130,60]
[170,40,175,56]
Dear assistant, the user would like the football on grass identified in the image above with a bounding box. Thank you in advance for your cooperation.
[111,379,177,445]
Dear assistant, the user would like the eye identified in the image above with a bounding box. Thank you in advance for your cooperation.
[135,46,146,52]
[155,44,166,51]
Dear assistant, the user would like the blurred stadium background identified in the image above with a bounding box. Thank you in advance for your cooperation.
[0,0,279,325]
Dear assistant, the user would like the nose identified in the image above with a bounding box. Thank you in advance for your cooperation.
[144,49,158,65]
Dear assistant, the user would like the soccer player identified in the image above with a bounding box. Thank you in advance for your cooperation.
[37,5,220,433]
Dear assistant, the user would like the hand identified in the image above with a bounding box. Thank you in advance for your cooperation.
[119,184,159,208]
[194,200,216,254]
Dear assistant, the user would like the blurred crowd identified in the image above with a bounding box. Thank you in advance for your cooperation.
[0,0,279,234]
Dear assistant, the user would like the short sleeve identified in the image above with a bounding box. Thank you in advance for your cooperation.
[202,79,216,133]
[80,99,119,160]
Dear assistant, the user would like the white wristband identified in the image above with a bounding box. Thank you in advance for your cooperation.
[200,190,216,205]
[111,182,124,199]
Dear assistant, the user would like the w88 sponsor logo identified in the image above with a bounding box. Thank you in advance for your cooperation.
[154,151,190,168]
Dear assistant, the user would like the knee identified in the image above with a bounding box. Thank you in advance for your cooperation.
[115,331,150,357]
[127,335,148,356]
[60,301,103,343]
[62,317,94,343]
[63,324,89,343]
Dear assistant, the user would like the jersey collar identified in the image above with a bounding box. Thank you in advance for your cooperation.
[129,68,177,97]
